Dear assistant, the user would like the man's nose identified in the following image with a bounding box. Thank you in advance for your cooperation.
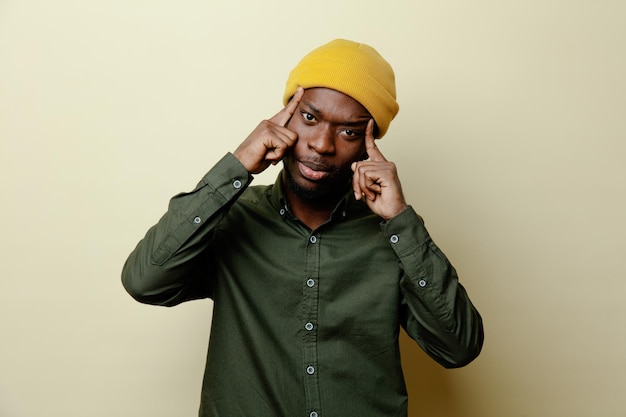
[308,126,335,154]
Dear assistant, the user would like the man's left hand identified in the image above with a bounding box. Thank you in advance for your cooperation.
[351,120,408,221]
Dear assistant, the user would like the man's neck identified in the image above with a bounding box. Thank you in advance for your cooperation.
[282,179,346,231]
[287,197,335,231]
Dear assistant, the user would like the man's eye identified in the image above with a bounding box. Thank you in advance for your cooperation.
[301,112,316,122]
[342,129,360,138]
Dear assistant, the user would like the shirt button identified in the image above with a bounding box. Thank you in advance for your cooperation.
[279,208,286,216]
[419,279,427,287]
[390,234,399,244]
[306,365,315,375]
[309,235,317,244]
[193,216,202,224]
[306,279,315,288]
[305,322,314,331]
[310,412,318,417]
[233,179,242,189]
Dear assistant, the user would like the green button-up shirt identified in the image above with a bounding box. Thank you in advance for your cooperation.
[122,153,483,417]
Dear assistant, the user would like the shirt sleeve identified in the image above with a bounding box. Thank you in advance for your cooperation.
[381,206,484,368]
[121,153,252,307]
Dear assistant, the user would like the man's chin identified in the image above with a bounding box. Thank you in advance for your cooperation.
[284,170,349,204]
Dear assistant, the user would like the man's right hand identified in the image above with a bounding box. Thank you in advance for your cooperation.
[233,87,304,174]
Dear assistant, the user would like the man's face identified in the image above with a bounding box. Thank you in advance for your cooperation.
[283,87,372,203]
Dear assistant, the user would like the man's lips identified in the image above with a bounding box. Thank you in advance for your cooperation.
[297,161,330,181]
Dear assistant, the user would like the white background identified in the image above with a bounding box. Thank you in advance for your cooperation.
[1,1,625,416]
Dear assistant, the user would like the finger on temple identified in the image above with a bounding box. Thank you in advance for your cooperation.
[365,119,387,161]
[271,87,304,127]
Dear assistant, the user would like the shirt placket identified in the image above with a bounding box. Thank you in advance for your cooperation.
[302,231,321,417]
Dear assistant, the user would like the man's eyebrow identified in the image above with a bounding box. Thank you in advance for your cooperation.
[301,101,369,126]
[302,100,322,115]
[340,119,369,127]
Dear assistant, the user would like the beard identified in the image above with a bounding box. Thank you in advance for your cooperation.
[283,162,353,205]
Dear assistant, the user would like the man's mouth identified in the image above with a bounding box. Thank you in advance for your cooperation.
[297,161,330,181]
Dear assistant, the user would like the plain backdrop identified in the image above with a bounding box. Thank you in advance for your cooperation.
[1,1,625,416]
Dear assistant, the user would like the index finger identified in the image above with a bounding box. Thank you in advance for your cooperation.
[365,119,387,162]
[270,86,304,127]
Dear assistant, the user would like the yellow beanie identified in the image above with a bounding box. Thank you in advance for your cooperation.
[283,39,399,138]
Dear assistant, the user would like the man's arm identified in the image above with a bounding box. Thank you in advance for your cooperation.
[121,153,251,306]
[352,124,483,367]
[384,208,484,368]
[121,88,305,306]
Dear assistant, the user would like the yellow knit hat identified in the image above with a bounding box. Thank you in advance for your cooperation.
[283,39,399,138]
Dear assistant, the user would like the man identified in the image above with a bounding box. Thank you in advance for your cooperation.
[122,39,483,417]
